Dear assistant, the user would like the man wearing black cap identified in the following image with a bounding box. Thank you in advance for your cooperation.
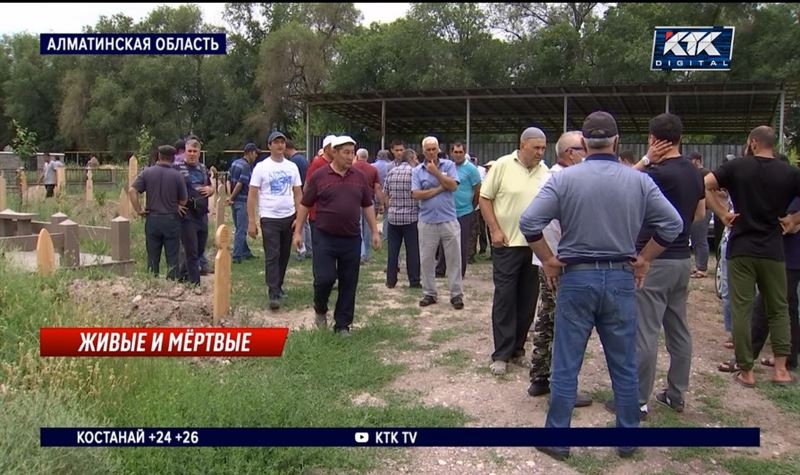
[520,111,682,460]
[226,143,259,263]
[129,145,188,280]
[248,131,303,310]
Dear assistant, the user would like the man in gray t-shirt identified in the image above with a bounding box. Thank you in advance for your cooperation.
[129,145,188,280]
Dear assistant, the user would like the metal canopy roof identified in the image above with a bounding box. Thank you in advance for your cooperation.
[299,82,788,137]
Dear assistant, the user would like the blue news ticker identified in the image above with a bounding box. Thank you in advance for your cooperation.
[41,427,760,448]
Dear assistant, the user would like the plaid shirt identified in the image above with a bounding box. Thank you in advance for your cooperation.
[384,162,418,225]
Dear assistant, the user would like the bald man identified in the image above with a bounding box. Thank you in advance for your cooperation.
[528,131,592,408]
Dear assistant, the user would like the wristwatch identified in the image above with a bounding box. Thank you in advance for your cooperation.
[640,155,650,167]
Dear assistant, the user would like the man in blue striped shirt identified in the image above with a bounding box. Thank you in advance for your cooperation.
[226,143,258,263]
[519,111,682,461]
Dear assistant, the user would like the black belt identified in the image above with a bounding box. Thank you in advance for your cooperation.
[563,261,632,273]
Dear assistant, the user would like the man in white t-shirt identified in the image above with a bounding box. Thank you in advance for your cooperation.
[247,131,303,311]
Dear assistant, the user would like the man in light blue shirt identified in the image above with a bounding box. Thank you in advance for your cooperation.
[412,136,464,309]
[436,142,481,278]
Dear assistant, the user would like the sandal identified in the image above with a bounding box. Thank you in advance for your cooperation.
[760,357,775,367]
[718,358,740,373]
[733,371,756,388]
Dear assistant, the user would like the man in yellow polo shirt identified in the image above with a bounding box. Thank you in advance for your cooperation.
[480,127,549,376]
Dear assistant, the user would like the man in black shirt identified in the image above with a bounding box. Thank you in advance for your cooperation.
[705,126,800,387]
[607,113,705,418]
[129,145,188,280]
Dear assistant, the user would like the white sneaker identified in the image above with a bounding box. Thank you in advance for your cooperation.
[490,360,507,376]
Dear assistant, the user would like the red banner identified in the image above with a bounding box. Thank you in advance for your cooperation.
[40,327,289,357]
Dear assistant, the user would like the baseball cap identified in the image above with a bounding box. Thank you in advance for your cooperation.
[582,111,618,139]
[331,135,356,148]
[243,143,259,153]
[268,131,287,144]
[322,135,337,149]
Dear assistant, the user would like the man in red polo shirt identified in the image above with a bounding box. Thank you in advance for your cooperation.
[294,136,381,336]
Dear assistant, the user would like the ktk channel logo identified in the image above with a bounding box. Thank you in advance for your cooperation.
[651,26,734,71]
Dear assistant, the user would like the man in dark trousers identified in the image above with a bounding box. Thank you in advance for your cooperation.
[174,138,214,286]
[293,136,381,336]
[129,145,188,280]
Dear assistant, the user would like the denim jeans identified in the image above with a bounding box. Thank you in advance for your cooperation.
[546,266,639,453]
[231,202,253,261]
[360,210,372,262]
[719,229,732,332]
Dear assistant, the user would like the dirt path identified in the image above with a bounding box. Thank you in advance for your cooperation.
[67,255,800,475]
[366,257,800,475]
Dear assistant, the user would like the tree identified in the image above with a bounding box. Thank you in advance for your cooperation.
[11,119,37,162]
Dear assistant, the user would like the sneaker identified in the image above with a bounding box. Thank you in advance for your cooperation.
[450,295,464,310]
[269,299,280,311]
[336,328,352,338]
[419,295,437,307]
[490,360,507,376]
[314,313,328,329]
[604,399,649,421]
[655,391,685,413]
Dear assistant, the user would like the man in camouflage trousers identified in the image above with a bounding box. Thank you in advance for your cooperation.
[527,131,592,408]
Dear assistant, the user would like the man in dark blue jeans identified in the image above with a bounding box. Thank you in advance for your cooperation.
[226,143,258,263]
[520,112,682,461]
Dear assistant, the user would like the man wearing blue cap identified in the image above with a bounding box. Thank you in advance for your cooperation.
[226,143,259,263]
[248,131,303,311]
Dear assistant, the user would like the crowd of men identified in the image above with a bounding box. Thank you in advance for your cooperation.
[128,111,800,459]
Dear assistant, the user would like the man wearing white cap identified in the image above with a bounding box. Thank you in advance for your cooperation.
[480,127,549,376]
[294,135,381,336]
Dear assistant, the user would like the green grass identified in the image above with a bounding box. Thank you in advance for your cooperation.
[758,383,800,417]
[564,451,618,475]
[722,454,800,475]
[0,262,468,474]
[428,327,461,344]
[432,349,472,371]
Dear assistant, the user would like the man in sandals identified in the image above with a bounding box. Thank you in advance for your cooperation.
[705,126,800,387]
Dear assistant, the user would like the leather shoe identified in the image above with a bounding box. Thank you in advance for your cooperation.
[419,295,437,307]
[536,446,569,461]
